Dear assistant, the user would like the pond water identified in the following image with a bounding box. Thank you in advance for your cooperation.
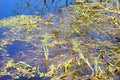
[0,0,76,79]
[0,1,120,80]
[0,0,74,19]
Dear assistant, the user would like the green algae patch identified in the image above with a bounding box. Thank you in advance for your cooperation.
[0,15,41,32]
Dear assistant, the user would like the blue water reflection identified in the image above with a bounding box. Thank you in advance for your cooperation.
[0,27,10,40]
[4,40,36,56]
[0,0,74,19]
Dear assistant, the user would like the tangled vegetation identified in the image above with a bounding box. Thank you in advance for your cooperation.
[0,1,120,80]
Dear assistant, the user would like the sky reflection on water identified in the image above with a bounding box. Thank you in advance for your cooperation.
[0,0,74,19]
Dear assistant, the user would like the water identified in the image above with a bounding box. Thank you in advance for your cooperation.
[4,40,36,56]
[0,1,119,79]
[0,0,75,60]
[0,27,10,39]
[0,0,75,79]
[0,0,74,19]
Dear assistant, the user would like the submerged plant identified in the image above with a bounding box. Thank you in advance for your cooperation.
[1,59,15,75]
[79,53,94,71]
[41,33,54,61]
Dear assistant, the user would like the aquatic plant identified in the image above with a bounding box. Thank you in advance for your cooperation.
[1,59,15,75]
[0,1,120,80]
[41,33,54,61]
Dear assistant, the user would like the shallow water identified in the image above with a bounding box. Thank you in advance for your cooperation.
[0,1,120,80]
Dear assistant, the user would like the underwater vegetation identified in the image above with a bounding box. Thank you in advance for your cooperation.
[0,1,120,80]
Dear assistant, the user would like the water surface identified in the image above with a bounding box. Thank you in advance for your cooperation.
[0,0,74,19]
